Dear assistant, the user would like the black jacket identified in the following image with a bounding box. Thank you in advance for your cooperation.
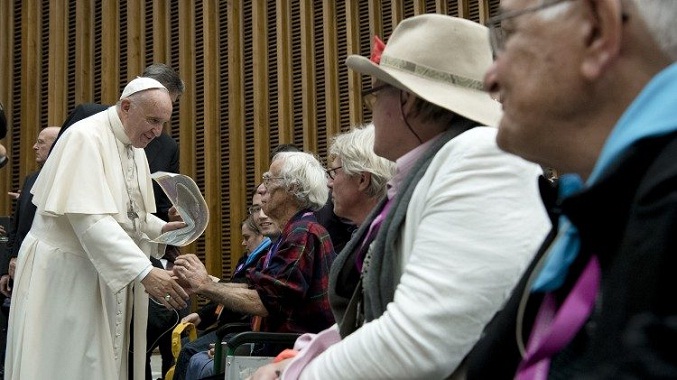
[466,133,677,379]
[1,171,39,275]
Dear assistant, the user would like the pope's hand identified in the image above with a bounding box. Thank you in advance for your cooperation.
[141,267,189,309]
[162,220,187,234]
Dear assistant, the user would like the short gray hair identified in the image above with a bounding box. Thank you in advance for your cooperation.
[538,0,677,60]
[142,63,186,95]
[629,0,677,60]
[329,124,395,199]
[273,151,328,211]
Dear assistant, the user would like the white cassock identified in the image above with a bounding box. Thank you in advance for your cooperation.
[5,107,166,380]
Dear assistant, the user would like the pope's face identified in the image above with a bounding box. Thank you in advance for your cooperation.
[121,89,173,148]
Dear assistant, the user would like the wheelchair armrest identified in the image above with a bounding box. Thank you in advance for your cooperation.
[213,331,301,375]
[214,322,252,339]
[225,331,301,354]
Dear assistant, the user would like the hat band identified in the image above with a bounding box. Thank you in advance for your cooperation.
[380,55,484,91]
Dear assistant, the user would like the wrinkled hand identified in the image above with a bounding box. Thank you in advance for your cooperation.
[173,254,211,294]
[8,257,16,279]
[168,206,184,223]
[8,190,20,200]
[141,267,189,310]
[181,312,201,325]
[162,220,187,234]
[0,274,11,297]
[247,359,291,380]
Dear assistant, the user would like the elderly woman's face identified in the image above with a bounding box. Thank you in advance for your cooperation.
[327,157,363,224]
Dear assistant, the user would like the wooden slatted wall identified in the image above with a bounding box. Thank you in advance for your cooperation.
[0,0,500,283]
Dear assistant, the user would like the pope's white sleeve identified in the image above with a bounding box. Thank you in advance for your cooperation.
[67,213,152,293]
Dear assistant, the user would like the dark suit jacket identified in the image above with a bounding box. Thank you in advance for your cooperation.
[1,171,39,275]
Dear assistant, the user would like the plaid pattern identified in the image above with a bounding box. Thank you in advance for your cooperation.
[249,210,337,334]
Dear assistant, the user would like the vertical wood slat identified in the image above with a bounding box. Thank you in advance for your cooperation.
[227,1,248,271]
[100,0,120,103]
[345,0,362,128]
[177,0,201,267]
[390,0,404,30]
[126,0,145,79]
[202,0,224,277]
[252,1,272,146]
[48,0,67,125]
[413,0,427,14]
[478,0,490,23]
[458,0,470,18]
[299,2,317,155]
[322,1,340,141]
[20,1,41,178]
[253,0,271,164]
[0,1,14,215]
[276,0,295,147]
[152,0,171,63]
[436,0,448,14]
[75,0,94,104]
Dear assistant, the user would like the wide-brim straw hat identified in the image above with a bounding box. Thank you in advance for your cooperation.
[346,14,501,127]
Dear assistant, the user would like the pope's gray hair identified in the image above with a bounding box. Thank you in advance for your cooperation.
[273,151,328,211]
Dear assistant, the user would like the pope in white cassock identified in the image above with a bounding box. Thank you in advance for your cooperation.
[5,77,190,380]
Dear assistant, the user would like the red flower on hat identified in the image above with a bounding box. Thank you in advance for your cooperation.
[370,36,385,64]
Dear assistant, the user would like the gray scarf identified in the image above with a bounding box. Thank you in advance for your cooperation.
[329,120,476,336]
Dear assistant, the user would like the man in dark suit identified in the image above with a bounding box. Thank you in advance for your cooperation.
[0,126,59,377]
[0,126,60,298]
[59,63,185,380]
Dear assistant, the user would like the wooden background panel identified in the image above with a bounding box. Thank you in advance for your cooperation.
[0,0,498,277]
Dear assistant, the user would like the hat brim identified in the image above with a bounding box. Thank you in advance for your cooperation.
[346,55,501,127]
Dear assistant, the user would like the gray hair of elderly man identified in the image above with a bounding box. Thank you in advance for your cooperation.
[542,0,677,60]
[272,151,329,211]
[329,123,396,199]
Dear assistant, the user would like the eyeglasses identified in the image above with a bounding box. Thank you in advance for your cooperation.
[362,84,392,111]
[262,172,284,187]
[486,0,574,56]
[248,204,262,215]
[326,166,343,180]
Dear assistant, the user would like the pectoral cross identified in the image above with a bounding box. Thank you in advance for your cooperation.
[128,202,139,235]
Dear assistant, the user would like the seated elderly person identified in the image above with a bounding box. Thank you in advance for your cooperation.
[252,14,550,380]
[326,123,395,228]
[185,124,395,380]
[174,150,336,336]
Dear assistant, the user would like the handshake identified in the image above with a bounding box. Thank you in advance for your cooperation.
[141,253,211,310]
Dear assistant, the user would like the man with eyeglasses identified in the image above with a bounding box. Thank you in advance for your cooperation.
[174,151,336,343]
[465,1,677,378]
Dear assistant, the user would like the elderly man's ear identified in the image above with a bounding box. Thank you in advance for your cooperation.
[580,0,625,79]
[357,172,371,192]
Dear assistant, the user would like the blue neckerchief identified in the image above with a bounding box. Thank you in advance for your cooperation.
[533,62,677,292]
[243,237,272,268]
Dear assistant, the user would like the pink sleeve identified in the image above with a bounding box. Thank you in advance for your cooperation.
[282,324,341,380]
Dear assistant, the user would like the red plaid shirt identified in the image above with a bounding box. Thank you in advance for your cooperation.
[248,210,337,333]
